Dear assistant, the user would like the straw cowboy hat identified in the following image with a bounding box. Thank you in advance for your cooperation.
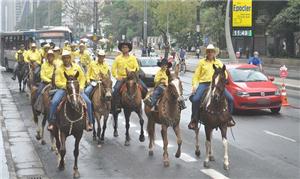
[205,44,219,56]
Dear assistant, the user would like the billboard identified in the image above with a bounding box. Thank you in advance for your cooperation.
[232,0,252,27]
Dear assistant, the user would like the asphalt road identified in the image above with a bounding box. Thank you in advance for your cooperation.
[1,68,300,179]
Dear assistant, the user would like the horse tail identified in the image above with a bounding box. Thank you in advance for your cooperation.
[147,117,155,141]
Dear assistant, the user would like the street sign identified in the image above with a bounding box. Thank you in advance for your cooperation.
[232,0,252,27]
[279,65,288,78]
[232,29,252,37]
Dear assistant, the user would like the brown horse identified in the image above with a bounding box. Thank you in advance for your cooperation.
[112,70,145,146]
[145,68,184,167]
[16,54,29,92]
[197,64,232,170]
[51,72,86,178]
[91,73,113,146]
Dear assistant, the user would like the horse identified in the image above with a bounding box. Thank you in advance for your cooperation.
[145,67,183,167]
[91,73,113,146]
[112,70,145,146]
[196,64,233,170]
[16,54,29,92]
[51,71,87,178]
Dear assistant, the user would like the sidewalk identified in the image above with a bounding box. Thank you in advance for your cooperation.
[0,71,47,179]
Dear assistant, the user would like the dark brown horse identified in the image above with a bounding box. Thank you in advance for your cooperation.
[112,70,145,146]
[91,73,113,146]
[51,72,86,178]
[197,64,232,170]
[16,54,29,92]
[145,67,183,167]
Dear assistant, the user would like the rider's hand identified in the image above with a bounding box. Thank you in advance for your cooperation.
[192,86,196,94]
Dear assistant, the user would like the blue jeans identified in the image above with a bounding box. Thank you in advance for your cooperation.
[48,89,94,124]
[36,82,47,98]
[85,84,94,97]
[191,83,234,118]
[151,85,164,106]
[113,80,123,97]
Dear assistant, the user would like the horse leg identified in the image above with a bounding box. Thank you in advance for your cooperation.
[73,133,82,178]
[97,116,102,147]
[208,131,215,162]
[124,110,131,146]
[58,132,66,170]
[173,123,182,158]
[113,111,119,137]
[40,115,47,145]
[50,131,57,152]
[147,117,155,156]
[204,126,212,168]
[221,125,229,170]
[137,111,145,142]
[161,125,169,167]
[100,114,109,143]
[18,79,22,92]
[195,128,201,157]
[53,128,60,156]
[35,113,41,141]
[92,118,97,141]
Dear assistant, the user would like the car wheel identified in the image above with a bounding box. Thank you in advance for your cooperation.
[270,107,281,114]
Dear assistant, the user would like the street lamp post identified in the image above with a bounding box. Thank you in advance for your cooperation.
[143,0,148,56]
[196,3,200,51]
[93,0,99,52]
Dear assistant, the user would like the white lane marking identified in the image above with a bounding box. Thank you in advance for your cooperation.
[264,130,296,143]
[201,169,230,179]
[122,121,137,128]
[135,130,148,137]
[178,153,197,162]
[155,140,174,148]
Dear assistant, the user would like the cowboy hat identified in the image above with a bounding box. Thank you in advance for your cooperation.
[31,43,37,47]
[17,50,23,54]
[53,46,60,51]
[61,50,71,57]
[97,49,106,56]
[43,43,51,48]
[64,40,69,44]
[206,44,216,52]
[157,58,172,68]
[118,41,132,52]
[47,50,54,55]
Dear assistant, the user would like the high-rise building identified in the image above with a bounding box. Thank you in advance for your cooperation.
[1,0,16,31]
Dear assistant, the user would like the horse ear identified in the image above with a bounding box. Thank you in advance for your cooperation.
[222,64,226,71]
[74,71,79,79]
[64,72,69,80]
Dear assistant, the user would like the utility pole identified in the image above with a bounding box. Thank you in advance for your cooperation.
[48,1,51,26]
[143,0,147,56]
[33,0,37,29]
[225,0,236,61]
[196,1,200,52]
[93,0,98,52]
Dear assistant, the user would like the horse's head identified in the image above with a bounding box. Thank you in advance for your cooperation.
[211,64,227,103]
[168,74,183,101]
[99,73,113,100]
[125,69,139,95]
[64,71,81,111]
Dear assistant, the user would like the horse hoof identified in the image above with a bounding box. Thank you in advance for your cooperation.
[100,139,104,144]
[58,164,65,171]
[175,152,181,158]
[41,140,46,145]
[124,140,130,146]
[73,170,80,178]
[35,134,41,141]
[223,164,229,170]
[148,150,154,156]
[113,130,119,137]
[97,144,102,148]
[195,150,201,157]
[204,161,210,168]
[209,156,215,161]
[163,160,170,167]
[139,135,145,142]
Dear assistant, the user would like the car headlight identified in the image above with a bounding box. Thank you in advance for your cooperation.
[275,89,281,96]
[236,91,250,97]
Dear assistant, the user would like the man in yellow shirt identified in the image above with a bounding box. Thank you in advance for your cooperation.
[112,41,148,102]
[188,44,234,130]
[47,50,93,131]
[76,43,91,72]
[39,43,51,62]
[36,50,55,98]
[63,40,71,51]
[11,44,26,80]
[53,47,62,68]
[25,43,42,65]
[85,50,110,97]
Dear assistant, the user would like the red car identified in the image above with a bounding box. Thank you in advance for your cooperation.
[226,64,282,113]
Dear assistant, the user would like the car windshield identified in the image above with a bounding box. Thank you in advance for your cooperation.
[139,58,158,67]
[229,68,268,82]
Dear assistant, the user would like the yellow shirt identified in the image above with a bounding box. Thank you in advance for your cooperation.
[39,49,47,59]
[53,56,63,68]
[15,50,27,62]
[154,69,168,86]
[40,61,55,83]
[192,58,226,88]
[55,63,86,91]
[63,45,71,51]
[111,54,139,79]
[26,50,42,65]
[86,61,110,83]
[75,50,91,67]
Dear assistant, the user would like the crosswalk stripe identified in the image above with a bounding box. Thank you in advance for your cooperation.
[201,169,230,179]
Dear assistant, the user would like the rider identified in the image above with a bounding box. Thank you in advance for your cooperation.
[111,41,148,112]
[76,43,91,72]
[70,43,78,62]
[85,49,110,97]
[11,44,26,80]
[40,43,51,62]
[47,50,94,131]
[179,47,186,62]
[188,44,235,130]
[63,40,71,51]
[248,51,263,71]
[53,47,62,68]
[36,50,55,98]
[25,43,42,65]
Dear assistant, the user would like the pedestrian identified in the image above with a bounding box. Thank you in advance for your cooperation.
[196,48,200,59]
[188,44,235,130]
[248,51,263,71]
